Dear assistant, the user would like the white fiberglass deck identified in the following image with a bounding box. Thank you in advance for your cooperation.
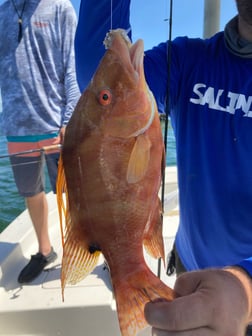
[0,166,179,336]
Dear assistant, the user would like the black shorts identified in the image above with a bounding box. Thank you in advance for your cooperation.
[10,152,59,197]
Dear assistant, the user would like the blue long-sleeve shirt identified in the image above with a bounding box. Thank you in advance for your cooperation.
[0,0,80,137]
[75,0,252,274]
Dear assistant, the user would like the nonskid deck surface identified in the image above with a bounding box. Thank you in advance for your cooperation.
[0,166,178,336]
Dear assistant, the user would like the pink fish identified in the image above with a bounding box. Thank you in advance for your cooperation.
[57,29,174,336]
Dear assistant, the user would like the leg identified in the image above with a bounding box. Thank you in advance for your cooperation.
[9,153,57,283]
[25,191,51,256]
[45,152,60,193]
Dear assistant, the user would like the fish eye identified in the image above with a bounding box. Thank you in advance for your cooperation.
[98,89,112,106]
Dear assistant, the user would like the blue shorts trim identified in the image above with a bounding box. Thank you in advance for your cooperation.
[7,133,59,142]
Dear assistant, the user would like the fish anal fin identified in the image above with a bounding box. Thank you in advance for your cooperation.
[127,134,151,184]
[114,265,175,336]
[143,198,165,263]
[61,233,100,300]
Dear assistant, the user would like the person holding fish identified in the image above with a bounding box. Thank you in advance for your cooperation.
[0,0,80,283]
[71,0,252,335]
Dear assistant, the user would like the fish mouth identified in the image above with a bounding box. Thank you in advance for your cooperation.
[104,29,144,83]
[102,29,155,138]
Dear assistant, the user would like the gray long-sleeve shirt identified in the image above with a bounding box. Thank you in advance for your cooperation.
[0,0,80,136]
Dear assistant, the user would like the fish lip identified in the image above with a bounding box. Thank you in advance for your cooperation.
[102,30,155,137]
[104,29,144,79]
[104,28,132,50]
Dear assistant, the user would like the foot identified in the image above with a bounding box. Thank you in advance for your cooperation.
[18,247,57,284]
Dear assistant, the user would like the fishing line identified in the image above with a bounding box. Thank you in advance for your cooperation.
[158,0,174,279]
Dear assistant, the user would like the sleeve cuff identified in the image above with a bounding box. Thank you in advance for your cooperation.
[236,258,252,278]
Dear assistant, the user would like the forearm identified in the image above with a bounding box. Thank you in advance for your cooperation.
[63,73,80,125]
[61,5,81,125]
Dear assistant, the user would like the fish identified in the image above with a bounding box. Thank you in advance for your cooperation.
[57,29,175,336]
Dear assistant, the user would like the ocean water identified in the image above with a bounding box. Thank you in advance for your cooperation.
[0,122,176,233]
[0,136,26,232]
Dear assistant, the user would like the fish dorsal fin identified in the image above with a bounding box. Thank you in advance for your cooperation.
[56,155,68,249]
[127,134,151,184]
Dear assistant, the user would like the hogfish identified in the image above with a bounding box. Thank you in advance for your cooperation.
[57,29,174,336]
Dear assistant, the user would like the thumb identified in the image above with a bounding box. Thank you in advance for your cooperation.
[174,271,203,296]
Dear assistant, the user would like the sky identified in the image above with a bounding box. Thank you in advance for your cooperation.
[0,0,237,49]
[70,0,237,49]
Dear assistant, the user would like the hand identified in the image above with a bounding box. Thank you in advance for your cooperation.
[52,127,66,146]
[144,268,252,335]
[59,126,66,144]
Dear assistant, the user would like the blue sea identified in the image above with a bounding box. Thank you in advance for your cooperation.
[0,122,177,233]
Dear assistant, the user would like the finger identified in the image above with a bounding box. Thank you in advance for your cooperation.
[174,271,203,296]
[145,292,214,331]
[52,136,61,145]
[151,326,215,336]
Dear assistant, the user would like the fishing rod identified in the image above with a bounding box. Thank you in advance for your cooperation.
[0,144,62,159]
[158,0,173,279]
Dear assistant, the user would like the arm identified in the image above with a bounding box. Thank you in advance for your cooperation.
[75,0,131,92]
[145,267,252,335]
[61,2,81,126]
[75,0,169,114]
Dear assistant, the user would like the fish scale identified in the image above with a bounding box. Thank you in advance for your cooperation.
[57,29,174,336]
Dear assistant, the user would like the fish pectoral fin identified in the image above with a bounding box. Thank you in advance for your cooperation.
[114,266,175,336]
[61,234,100,300]
[127,134,151,184]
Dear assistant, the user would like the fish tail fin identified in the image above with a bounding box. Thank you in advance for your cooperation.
[56,155,101,300]
[114,265,174,336]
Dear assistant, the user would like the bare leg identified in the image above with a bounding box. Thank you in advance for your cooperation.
[25,191,52,256]
[17,192,57,283]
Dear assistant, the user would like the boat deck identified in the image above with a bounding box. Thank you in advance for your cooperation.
[0,166,179,336]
